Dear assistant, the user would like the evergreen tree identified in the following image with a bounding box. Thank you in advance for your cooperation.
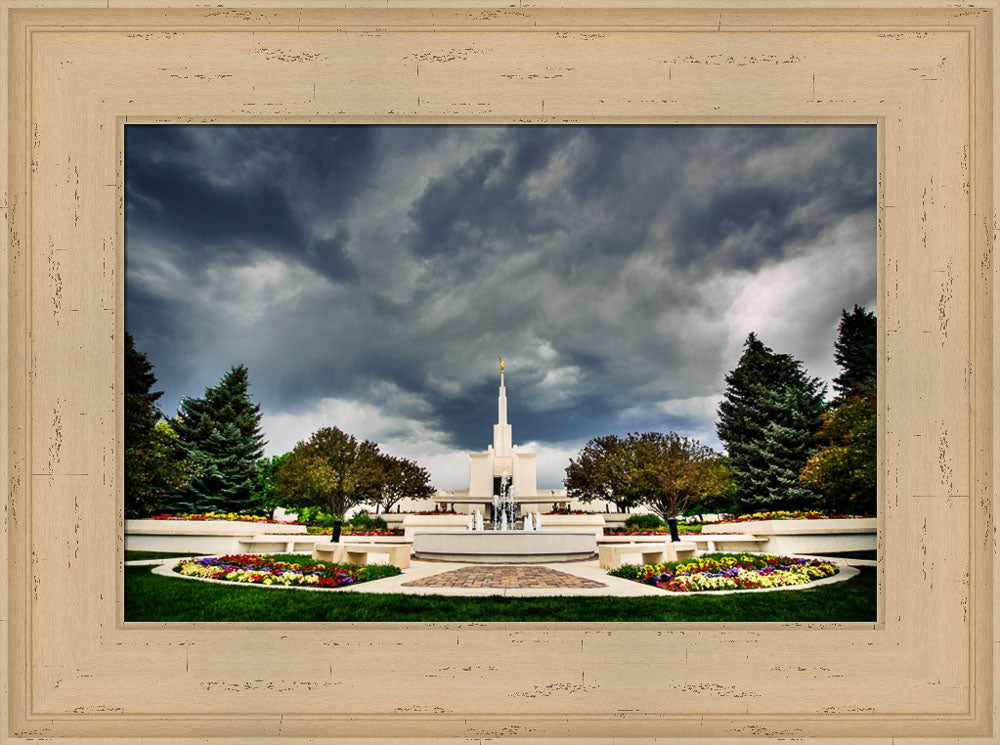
[801,306,878,514]
[124,332,162,446]
[124,332,180,516]
[832,305,877,401]
[716,333,826,511]
[166,365,267,514]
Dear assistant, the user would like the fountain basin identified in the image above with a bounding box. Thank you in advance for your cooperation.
[412,530,597,563]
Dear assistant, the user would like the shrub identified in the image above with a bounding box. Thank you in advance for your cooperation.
[608,564,646,580]
[354,563,402,581]
[294,506,344,527]
[624,513,664,530]
[348,510,388,531]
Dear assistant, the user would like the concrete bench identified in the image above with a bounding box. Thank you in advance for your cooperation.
[237,535,326,553]
[683,534,767,552]
[598,541,696,570]
[312,542,412,569]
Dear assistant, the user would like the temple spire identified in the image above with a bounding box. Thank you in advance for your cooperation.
[493,358,512,454]
[498,357,507,425]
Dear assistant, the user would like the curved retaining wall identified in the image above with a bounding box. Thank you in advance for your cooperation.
[125,518,307,554]
[700,518,877,555]
[412,530,597,563]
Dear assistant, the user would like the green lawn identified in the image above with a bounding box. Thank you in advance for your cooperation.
[125,562,876,623]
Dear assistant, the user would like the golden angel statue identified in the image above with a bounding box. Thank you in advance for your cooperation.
[498,357,505,373]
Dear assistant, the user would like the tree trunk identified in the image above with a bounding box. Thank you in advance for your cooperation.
[667,517,680,542]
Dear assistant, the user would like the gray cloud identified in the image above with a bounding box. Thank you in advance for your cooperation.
[125,124,876,488]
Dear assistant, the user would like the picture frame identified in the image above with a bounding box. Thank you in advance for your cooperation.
[1,1,996,742]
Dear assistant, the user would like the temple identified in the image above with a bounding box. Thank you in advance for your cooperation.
[433,360,569,514]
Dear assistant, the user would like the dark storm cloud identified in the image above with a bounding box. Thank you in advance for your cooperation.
[126,124,876,487]
[125,125,373,284]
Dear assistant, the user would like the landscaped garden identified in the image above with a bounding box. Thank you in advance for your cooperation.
[147,511,301,524]
[708,510,873,524]
[125,561,876,622]
[122,301,878,623]
[173,553,400,588]
[608,553,839,592]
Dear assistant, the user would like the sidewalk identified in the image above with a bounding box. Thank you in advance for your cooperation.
[142,555,860,598]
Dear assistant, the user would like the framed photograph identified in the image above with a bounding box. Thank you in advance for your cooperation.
[2,1,996,743]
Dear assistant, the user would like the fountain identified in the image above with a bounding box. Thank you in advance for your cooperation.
[491,471,519,529]
[410,363,597,562]
[414,471,595,561]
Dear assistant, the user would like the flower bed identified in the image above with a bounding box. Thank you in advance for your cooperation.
[544,508,594,515]
[608,553,838,592]
[149,512,300,525]
[604,525,704,536]
[309,528,405,536]
[711,511,871,524]
[174,554,401,587]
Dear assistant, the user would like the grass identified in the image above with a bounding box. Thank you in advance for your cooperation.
[125,561,876,623]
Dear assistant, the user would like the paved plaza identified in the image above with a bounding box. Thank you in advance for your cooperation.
[401,564,607,589]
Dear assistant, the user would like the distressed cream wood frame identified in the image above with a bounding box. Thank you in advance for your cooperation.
[1,1,997,742]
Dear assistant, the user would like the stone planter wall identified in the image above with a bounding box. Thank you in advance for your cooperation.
[700,518,877,555]
[538,514,607,538]
[125,518,307,554]
[401,514,470,540]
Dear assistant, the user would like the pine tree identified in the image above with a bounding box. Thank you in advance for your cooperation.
[124,332,162,447]
[166,365,267,514]
[801,306,878,513]
[124,332,179,516]
[832,305,877,401]
[716,333,827,512]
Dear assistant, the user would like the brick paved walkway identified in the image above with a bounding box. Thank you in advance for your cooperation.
[401,565,607,589]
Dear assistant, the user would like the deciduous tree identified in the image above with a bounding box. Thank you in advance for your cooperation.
[801,379,877,514]
[276,427,383,517]
[125,421,196,517]
[564,434,641,513]
[372,454,435,514]
[253,452,291,516]
[632,432,732,527]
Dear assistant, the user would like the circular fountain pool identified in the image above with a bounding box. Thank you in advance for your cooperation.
[412,531,597,563]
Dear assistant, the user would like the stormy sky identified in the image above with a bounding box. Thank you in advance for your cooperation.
[125,125,876,490]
